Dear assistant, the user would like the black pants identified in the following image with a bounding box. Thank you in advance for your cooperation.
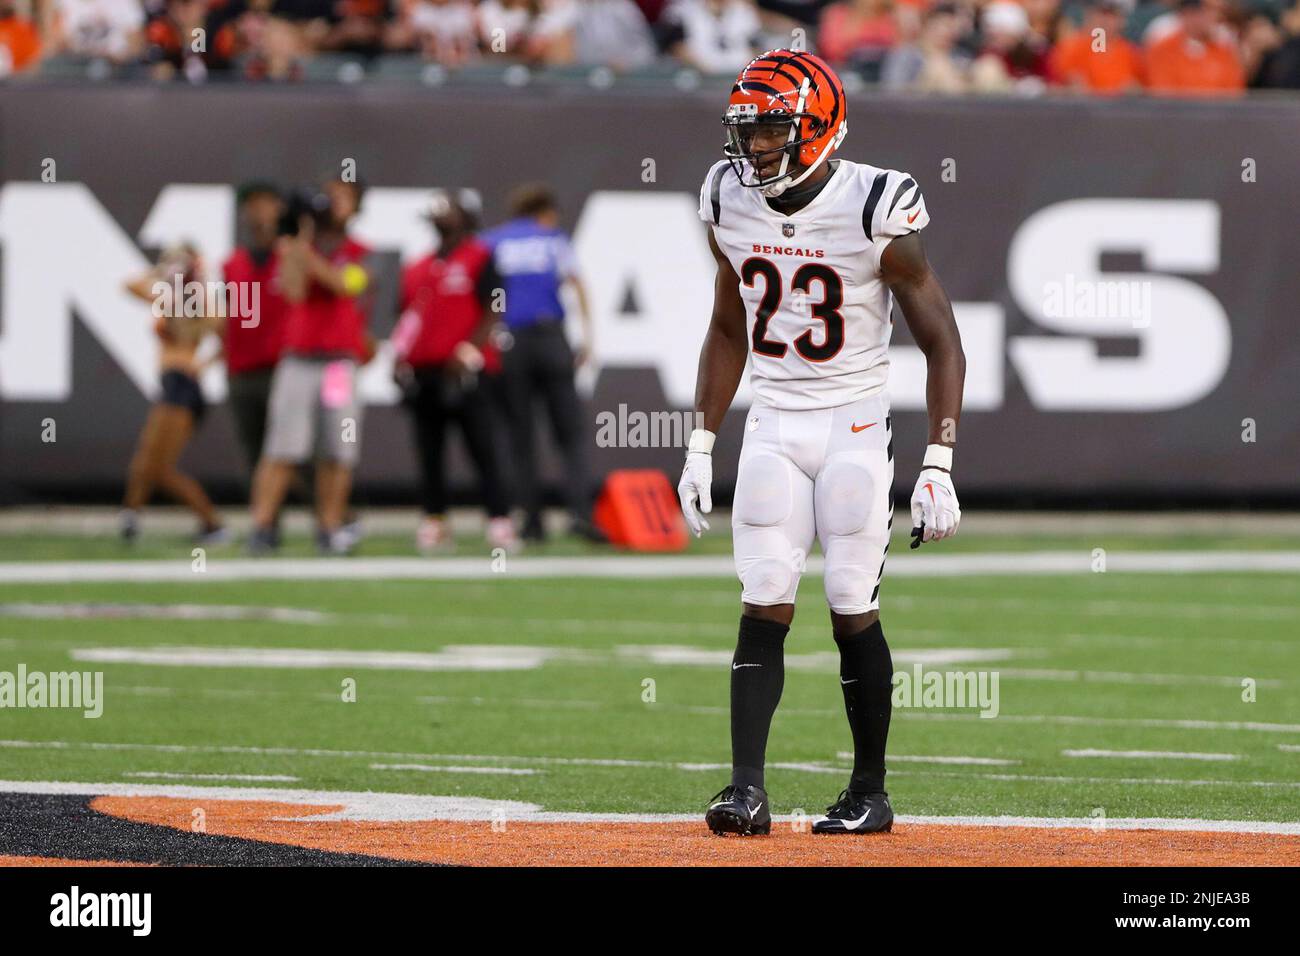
[227,366,275,473]
[500,322,590,521]
[406,365,510,518]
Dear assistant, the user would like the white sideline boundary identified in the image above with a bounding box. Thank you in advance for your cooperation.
[3,550,1300,583]
[1,779,1297,835]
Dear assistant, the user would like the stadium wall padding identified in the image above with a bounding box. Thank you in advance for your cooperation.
[1,85,1298,505]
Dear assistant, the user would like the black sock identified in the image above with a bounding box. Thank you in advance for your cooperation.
[729,615,789,790]
[835,621,894,794]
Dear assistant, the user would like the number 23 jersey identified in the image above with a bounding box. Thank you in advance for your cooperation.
[699,158,929,411]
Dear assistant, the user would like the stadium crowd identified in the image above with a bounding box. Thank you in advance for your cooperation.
[2,0,1299,92]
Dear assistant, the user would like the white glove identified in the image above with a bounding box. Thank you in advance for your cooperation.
[677,451,713,537]
[910,467,960,548]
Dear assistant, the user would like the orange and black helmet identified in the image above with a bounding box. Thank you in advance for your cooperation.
[723,50,848,196]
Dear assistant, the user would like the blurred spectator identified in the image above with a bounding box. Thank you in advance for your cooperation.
[662,0,761,73]
[818,0,898,79]
[387,0,478,64]
[49,0,146,62]
[536,0,656,68]
[222,182,288,484]
[249,179,373,555]
[324,0,391,57]
[1145,0,1244,93]
[0,0,42,75]
[1240,4,1284,85]
[393,191,519,554]
[881,1,971,91]
[1254,0,1300,87]
[1049,0,1143,92]
[145,0,218,80]
[241,11,307,79]
[1024,0,1068,46]
[1127,0,1174,43]
[477,0,539,57]
[755,0,832,27]
[633,0,669,25]
[971,0,1051,92]
[482,183,603,543]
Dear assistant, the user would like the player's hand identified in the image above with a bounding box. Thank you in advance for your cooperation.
[910,468,960,548]
[677,451,713,537]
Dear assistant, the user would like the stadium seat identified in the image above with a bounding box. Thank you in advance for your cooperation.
[301,54,369,84]
[35,54,115,81]
[369,55,426,83]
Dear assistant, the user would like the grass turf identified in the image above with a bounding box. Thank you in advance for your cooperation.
[0,528,1297,825]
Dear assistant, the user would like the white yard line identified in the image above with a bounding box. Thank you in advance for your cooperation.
[123,771,299,782]
[2,739,1295,792]
[66,643,1012,673]
[837,751,1019,766]
[4,550,1300,583]
[1062,749,1241,762]
[897,712,1300,733]
[0,779,1296,834]
[370,763,539,776]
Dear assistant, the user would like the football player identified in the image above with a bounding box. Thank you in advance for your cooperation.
[679,50,966,836]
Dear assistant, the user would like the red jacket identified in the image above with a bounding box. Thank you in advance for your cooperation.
[222,246,286,375]
[282,236,372,359]
[394,238,500,372]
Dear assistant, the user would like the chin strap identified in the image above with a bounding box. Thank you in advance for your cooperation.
[757,92,847,198]
[760,143,832,198]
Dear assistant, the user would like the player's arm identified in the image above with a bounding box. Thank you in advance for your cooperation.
[678,227,747,536]
[880,231,966,547]
[301,245,368,299]
[694,227,749,432]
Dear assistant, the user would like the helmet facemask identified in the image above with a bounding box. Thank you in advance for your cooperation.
[722,82,830,198]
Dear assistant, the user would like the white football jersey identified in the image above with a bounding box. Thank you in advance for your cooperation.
[698,158,930,411]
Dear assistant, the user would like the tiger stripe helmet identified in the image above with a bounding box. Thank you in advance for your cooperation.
[723,49,848,197]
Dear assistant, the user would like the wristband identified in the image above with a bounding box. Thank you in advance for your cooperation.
[922,444,953,472]
[688,428,716,455]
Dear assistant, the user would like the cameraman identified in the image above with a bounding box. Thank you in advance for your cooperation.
[248,178,372,555]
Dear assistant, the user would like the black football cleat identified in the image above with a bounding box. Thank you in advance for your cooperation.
[705,784,771,836]
[812,789,893,834]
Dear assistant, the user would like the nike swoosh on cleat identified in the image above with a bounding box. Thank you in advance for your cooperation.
[751,802,763,816]
[840,811,872,831]
[732,663,762,669]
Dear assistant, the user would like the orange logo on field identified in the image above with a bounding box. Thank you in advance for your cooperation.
[850,422,875,433]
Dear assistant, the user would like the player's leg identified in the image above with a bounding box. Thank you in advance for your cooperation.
[707,409,815,836]
[121,404,169,539]
[500,333,543,540]
[457,377,517,550]
[150,404,222,536]
[407,368,452,552]
[535,326,601,540]
[315,361,362,551]
[812,401,895,834]
[249,358,315,548]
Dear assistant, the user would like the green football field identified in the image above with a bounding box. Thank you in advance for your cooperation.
[1,525,1298,825]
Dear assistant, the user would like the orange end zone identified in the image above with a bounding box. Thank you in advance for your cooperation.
[91,797,1300,867]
